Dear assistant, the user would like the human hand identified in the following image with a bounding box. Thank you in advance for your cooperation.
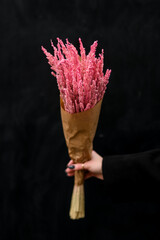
[65,150,104,180]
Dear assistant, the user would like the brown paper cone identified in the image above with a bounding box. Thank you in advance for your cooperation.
[60,99,102,219]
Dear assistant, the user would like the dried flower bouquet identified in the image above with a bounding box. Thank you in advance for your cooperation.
[42,38,111,219]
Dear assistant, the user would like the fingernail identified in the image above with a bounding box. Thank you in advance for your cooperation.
[68,165,75,169]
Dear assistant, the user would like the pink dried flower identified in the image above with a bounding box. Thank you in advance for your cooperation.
[41,38,111,113]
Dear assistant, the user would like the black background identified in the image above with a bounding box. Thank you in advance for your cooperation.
[0,0,160,239]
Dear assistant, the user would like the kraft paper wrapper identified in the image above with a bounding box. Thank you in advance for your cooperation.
[60,99,102,185]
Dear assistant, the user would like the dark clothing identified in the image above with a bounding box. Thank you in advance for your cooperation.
[102,149,160,239]
[102,148,160,190]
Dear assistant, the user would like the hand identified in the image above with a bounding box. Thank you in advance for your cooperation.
[65,150,104,180]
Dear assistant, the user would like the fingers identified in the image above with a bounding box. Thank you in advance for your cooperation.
[67,171,75,177]
[66,166,92,180]
[67,160,74,166]
[65,159,74,176]
[65,163,83,176]
[65,161,88,177]
[66,160,90,171]
[73,162,86,171]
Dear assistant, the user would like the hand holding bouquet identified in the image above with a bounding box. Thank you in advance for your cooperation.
[42,38,111,219]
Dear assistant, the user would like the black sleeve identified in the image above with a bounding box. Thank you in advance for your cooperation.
[102,148,160,188]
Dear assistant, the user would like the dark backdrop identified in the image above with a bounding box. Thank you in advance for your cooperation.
[0,0,160,239]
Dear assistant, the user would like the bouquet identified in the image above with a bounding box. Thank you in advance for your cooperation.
[41,38,111,219]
